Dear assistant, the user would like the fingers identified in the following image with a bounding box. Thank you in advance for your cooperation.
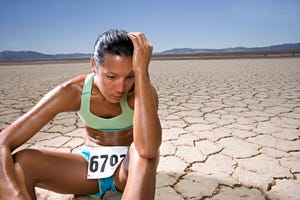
[128,32,152,49]
[128,32,145,44]
[127,32,153,73]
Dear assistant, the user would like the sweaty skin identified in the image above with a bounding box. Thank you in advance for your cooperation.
[0,32,161,200]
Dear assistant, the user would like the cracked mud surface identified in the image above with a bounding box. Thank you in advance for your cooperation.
[0,58,299,199]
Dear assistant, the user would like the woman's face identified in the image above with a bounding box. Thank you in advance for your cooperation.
[93,53,134,103]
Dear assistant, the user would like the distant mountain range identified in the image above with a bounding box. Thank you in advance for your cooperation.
[159,42,300,55]
[0,51,91,61]
[1,42,300,61]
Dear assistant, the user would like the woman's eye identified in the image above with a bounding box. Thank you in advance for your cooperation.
[126,75,134,80]
[107,75,116,80]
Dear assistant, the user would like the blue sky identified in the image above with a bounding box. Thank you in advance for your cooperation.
[0,0,299,54]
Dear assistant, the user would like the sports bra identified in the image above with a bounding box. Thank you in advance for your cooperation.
[78,73,134,132]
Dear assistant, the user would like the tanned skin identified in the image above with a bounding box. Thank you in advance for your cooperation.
[0,32,161,200]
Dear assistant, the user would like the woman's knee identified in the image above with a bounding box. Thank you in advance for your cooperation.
[116,144,160,191]
[13,149,36,179]
[13,149,38,168]
[13,149,43,182]
[13,149,38,198]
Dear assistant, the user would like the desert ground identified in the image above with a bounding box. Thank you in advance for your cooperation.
[0,57,299,200]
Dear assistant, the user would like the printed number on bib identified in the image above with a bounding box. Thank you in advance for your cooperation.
[87,146,128,179]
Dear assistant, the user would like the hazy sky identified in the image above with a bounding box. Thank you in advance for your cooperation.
[1,0,299,54]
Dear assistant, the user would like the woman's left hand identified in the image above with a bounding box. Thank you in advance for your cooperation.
[127,32,153,74]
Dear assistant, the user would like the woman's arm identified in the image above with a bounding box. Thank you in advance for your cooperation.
[128,32,162,159]
[0,78,82,198]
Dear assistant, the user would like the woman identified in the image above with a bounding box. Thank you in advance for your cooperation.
[0,29,161,200]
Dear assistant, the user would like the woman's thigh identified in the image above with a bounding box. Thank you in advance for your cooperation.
[14,148,99,195]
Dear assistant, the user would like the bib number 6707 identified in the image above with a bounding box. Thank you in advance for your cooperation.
[87,146,128,179]
[89,154,126,173]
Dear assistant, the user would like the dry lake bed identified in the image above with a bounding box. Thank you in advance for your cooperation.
[0,57,299,200]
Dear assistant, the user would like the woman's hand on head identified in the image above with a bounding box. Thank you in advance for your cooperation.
[127,32,153,74]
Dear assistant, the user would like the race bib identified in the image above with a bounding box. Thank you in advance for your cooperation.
[87,146,128,179]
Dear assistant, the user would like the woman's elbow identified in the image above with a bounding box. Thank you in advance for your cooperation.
[136,142,161,159]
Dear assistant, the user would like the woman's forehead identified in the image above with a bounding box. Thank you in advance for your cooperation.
[100,54,133,74]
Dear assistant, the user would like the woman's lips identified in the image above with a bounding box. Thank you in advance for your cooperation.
[112,95,122,100]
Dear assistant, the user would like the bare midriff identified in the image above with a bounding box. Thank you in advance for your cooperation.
[84,126,133,147]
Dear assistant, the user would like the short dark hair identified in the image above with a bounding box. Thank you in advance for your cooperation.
[93,29,134,66]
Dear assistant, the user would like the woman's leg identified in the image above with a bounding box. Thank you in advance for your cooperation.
[13,148,99,199]
[114,143,159,200]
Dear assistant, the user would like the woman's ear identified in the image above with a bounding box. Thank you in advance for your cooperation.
[90,57,97,73]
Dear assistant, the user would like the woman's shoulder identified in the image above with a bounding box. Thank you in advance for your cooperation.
[68,74,87,85]
[62,74,87,89]
[57,75,85,93]
[51,74,88,111]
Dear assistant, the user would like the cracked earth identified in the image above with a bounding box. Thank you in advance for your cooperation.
[0,58,299,200]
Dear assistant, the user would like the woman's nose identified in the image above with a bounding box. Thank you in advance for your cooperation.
[116,79,125,94]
